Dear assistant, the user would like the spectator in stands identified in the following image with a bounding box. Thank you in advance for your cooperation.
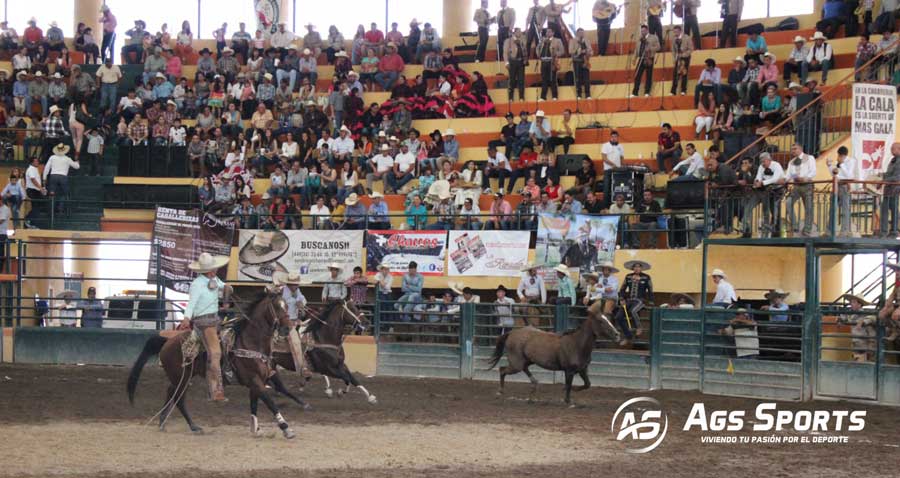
[630,190,662,249]
[24,156,44,228]
[298,48,319,89]
[738,57,761,107]
[749,152,786,237]
[427,190,455,230]
[0,21,18,52]
[546,109,575,154]
[231,22,252,61]
[510,111,533,159]
[785,143,817,236]
[694,59,721,108]
[706,156,737,234]
[456,197,482,230]
[368,191,390,229]
[655,123,681,173]
[2,168,23,224]
[343,192,367,229]
[442,129,459,163]
[537,189,557,214]
[43,143,79,213]
[807,32,833,85]
[366,144,394,193]
[784,36,809,86]
[725,57,746,100]
[758,52,779,89]
[486,192,512,230]
[395,261,423,321]
[759,84,783,125]
[175,21,193,60]
[584,190,603,214]
[607,193,632,247]
[816,0,846,39]
[415,23,440,63]
[529,110,551,149]
[744,30,767,65]
[95,57,122,114]
[405,195,427,229]
[233,195,257,229]
[694,91,716,139]
[375,43,405,92]
[270,23,295,57]
[574,157,596,195]
[22,18,43,57]
[24,71,47,117]
[127,113,148,145]
[856,34,879,81]
[559,190,582,216]
[481,146,511,194]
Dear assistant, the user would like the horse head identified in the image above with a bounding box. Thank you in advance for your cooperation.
[340,300,370,334]
[260,292,292,338]
[586,301,621,343]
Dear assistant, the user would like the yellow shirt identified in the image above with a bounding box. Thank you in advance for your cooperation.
[554,117,574,138]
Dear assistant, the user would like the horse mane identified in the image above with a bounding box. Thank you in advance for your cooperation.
[232,290,275,334]
[306,301,340,336]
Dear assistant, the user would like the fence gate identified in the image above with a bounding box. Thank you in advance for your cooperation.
[374,300,464,379]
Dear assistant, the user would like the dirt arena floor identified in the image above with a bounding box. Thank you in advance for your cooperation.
[0,363,899,478]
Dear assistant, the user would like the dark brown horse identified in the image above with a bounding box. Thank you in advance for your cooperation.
[486,301,621,405]
[272,300,377,404]
[127,291,299,438]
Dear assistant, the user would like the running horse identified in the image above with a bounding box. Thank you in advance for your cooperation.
[272,300,378,404]
[486,301,621,405]
[127,290,299,438]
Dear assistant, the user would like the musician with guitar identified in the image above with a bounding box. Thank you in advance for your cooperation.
[497,0,517,61]
[647,0,666,44]
[670,24,694,96]
[504,28,528,102]
[473,1,495,63]
[593,0,626,56]
[545,0,575,56]
[570,27,594,99]
[719,0,744,49]
[631,24,660,98]
[674,0,702,50]
[537,27,565,101]
[525,0,548,59]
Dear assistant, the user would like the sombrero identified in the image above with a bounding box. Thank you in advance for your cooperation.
[241,261,287,282]
[597,260,619,273]
[56,290,77,299]
[840,293,870,306]
[624,260,651,271]
[52,143,69,155]
[581,272,599,281]
[764,289,790,300]
[370,191,384,199]
[449,281,466,295]
[709,268,727,278]
[554,264,570,276]
[239,230,289,265]
[670,293,696,306]
[345,193,360,205]
[188,252,230,272]
[520,263,540,272]
[327,262,342,270]
[273,271,311,286]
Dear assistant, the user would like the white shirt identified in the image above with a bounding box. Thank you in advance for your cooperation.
[786,154,816,182]
[487,152,511,171]
[43,155,80,179]
[12,53,31,70]
[281,141,299,157]
[517,273,547,303]
[270,30,296,49]
[673,151,704,177]
[168,126,186,145]
[372,154,394,173]
[599,273,619,299]
[309,204,330,217]
[439,80,451,95]
[282,286,307,321]
[374,271,392,294]
[394,152,416,173]
[713,279,737,304]
[834,156,858,181]
[806,42,833,63]
[601,142,625,168]
[25,165,42,191]
[333,136,355,155]
[119,96,142,109]
[316,137,335,151]
[755,161,785,186]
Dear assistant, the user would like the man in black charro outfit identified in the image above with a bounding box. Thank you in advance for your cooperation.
[615,260,653,347]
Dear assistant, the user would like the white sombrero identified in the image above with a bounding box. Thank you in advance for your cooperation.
[554,264,570,276]
[597,260,619,273]
[345,192,360,205]
[273,271,312,286]
[188,252,230,273]
[238,230,289,265]
[709,268,727,278]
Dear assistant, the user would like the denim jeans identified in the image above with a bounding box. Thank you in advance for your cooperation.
[100,83,118,113]
[375,71,399,91]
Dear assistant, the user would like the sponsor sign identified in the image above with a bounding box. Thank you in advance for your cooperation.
[237,229,364,282]
[852,83,897,179]
[365,230,447,276]
[447,231,531,276]
[535,213,618,288]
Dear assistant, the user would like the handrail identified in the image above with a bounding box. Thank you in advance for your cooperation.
[724,37,900,166]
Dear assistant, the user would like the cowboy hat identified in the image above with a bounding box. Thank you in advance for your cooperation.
[764,288,790,300]
[387,42,397,49]
[763,52,776,62]
[199,48,212,55]
[154,72,166,79]
[535,109,545,117]
[443,128,456,136]
[840,293,870,306]
[670,293,696,306]
[302,48,311,55]
[327,262,342,270]
[16,71,26,80]
[377,262,390,270]
[597,260,619,273]
[188,252,230,273]
[274,271,311,286]
[410,18,421,25]
[261,192,271,200]
[378,131,387,138]
[793,35,806,43]
[238,230,289,265]
[624,260,651,271]
[810,31,826,41]
[56,290,77,299]
[345,193,360,205]
[449,281,466,295]
[52,143,69,155]
[389,135,399,142]
[52,72,62,79]
[788,82,802,90]
[581,272,599,281]
[34,71,43,77]
[733,56,747,64]
[709,268,727,278]
[370,190,384,199]
[380,144,389,151]
[222,47,234,54]
[340,125,351,133]
[48,105,60,115]
[347,70,359,77]
[554,264,570,276]
[263,72,273,81]
[335,51,348,58]
[28,17,36,24]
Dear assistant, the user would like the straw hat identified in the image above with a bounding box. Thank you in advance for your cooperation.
[709,268,727,278]
[52,143,69,155]
[16,71,26,80]
[788,82,802,90]
[764,289,790,300]
[48,105,60,115]
[345,193,360,205]
[340,125,351,133]
[733,56,746,64]
[520,263,540,272]
[449,281,466,295]
[554,264,570,276]
[380,144,389,151]
[303,48,311,55]
[793,35,806,43]
[327,262,342,270]
[535,109,545,117]
[335,51,348,58]
[443,128,455,136]
[810,31,826,41]
[370,190,384,199]
[222,47,234,54]
[34,71,43,77]
[166,99,177,106]
[274,271,311,286]
[597,260,619,273]
[52,72,62,79]
[188,252,230,272]
[840,293,870,306]
[155,72,166,79]
[624,260,651,271]
[264,72,273,80]
[763,52,776,62]
[56,290,77,299]
[581,272,599,281]
[238,230,289,265]
[377,262,390,270]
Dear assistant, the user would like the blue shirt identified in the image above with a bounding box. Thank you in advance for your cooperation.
[443,139,459,160]
[153,81,174,99]
[401,272,423,294]
[13,80,28,97]
[746,36,767,53]
[184,274,225,319]
[529,118,552,140]
[368,201,389,222]
[768,302,790,322]
[79,299,105,326]
[2,181,24,199]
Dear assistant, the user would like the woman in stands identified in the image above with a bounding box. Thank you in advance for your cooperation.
[74,23,99,64]
[207,78,226,117]
[359,47,380,91]
[543,176,561,203]
[337,160,359,203]
[455,71,495,118]
[456,160,483,208]
[351,25,366,65]
[221,102,242,137]
[758,84,783,125]
[710,101,734,144]
[31,45,49,76]
[328,195,345,229]
[233,175,252,202]
[246,49,264,81]
[198,176,216,210]
[175,21,194,61]
[283,197,303,230]
[695,91,716,139]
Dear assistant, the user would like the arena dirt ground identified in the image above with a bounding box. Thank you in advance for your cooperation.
[0,363,898,478]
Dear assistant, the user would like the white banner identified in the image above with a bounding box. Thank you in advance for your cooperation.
[447,231,531,276]
[852,83,897,179]
[366,230,448,276]
[237,229,364,282]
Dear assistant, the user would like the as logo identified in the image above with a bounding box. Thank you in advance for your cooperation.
[611,397,668,453]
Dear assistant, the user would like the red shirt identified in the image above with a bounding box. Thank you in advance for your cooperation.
[544,185,560,201]
[658,131,680,149]
[379,53,405,72]
[517,151,538,169]
[364,30,384,43]
[270,203,286,222]
[23,26,43,44]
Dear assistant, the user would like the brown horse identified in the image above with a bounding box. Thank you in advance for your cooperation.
[127,291,299,438]
[272,300,377,404]
[486,301,621,404]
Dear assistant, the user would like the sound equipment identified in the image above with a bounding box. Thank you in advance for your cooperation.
[603,167,645,207]
[558,154,590,175]
[665,179,705,209]
[668,213,704,248]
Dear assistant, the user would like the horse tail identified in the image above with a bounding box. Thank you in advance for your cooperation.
[127,335,167,405]
[485,332,510,370]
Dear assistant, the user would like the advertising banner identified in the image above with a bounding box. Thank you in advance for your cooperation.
[447,230,531,276]
[365,230,447,276]
[237,229,364,282]
[852,83,897,179]
[535,213,619,288]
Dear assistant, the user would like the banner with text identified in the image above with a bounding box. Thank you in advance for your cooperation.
[852,83,897,179]
[447,230,531,276]
[238,229,364,282]
[365,230,447,276]
[535,213,618,288]
[148,207,235,293]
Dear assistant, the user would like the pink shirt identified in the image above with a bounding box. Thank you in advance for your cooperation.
[758,63,779,85]
[166,56,182,77]
[386,31,403,44]
[379,53,405,72]
[490,200,512,221]
[101,13,117,34]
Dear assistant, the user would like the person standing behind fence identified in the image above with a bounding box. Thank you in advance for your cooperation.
[495,285,516,334]
[373,262,393,305]
[323,263,347,303]
[517,263,546,327]
[78,287,104,328]
[785,143,818,237]
[395,261,424,322]
[829,146,858,236]
[345,266,369,307]
[710,268,736,306]
[879,142,900,238]
[551,265,576,305]
[43,143,79,214]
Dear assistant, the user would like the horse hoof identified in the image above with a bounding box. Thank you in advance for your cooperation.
[283,428,296,439]
[367,395,378,404]
[191,427,205,435]
[336,389,345,397]
[324,389,333,398]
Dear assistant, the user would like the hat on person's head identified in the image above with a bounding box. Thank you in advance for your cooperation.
[52,142,69,155]
[34,71,43,77]
[50,21,58,27]
[710,268,727,278]
[763,52,776,61]
[520,263,540,272]
[670,293,696,306]
[188,252,230,272]
[387,42,397,49]
[345,193,360,205]
[410,18,421,25]
[582,272,599,281]
[302,48,311,55]
[624,260,651,271]
[377,262,390,271]
[223,47,234,54]
[199,47,211,55]
[449,281,466,295]
[263,72,273,81]
[51,72,62,79]
[598,260,619,273]
[327,262,342,270]
[733,56,746,64]
[811,31,826,41]
[239,230,289,265]
[16,71,26,80]
[340,125,351,133]
[378,131,387,138]
[166,99,177,107]
[496,284,508,293]
[840,293,870,306]
[388,135,399,142]
[28,17,36,24]
[347,70,358,77]
[505,112,514,119]
[535,109,545,117]
[793,35,806,44]
[370,190,384,199]
[57,290,77,300]
[764,289,790,300]
[273,271,312,286]
[804,78,819,87]
[380,144,389,151]
[788,82,802,90]
[49,105,61,116]
[554,264,570,276]
[155,72,166,79]
[443,128,455,136]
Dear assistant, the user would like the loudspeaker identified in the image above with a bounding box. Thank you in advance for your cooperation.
[665,179,706,209]
[558,154,590,175]
[603,167,645,207]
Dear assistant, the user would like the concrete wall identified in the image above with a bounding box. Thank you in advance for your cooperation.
[13,327,158,366]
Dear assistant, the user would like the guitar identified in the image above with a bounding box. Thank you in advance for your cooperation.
[593,1,629,21]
